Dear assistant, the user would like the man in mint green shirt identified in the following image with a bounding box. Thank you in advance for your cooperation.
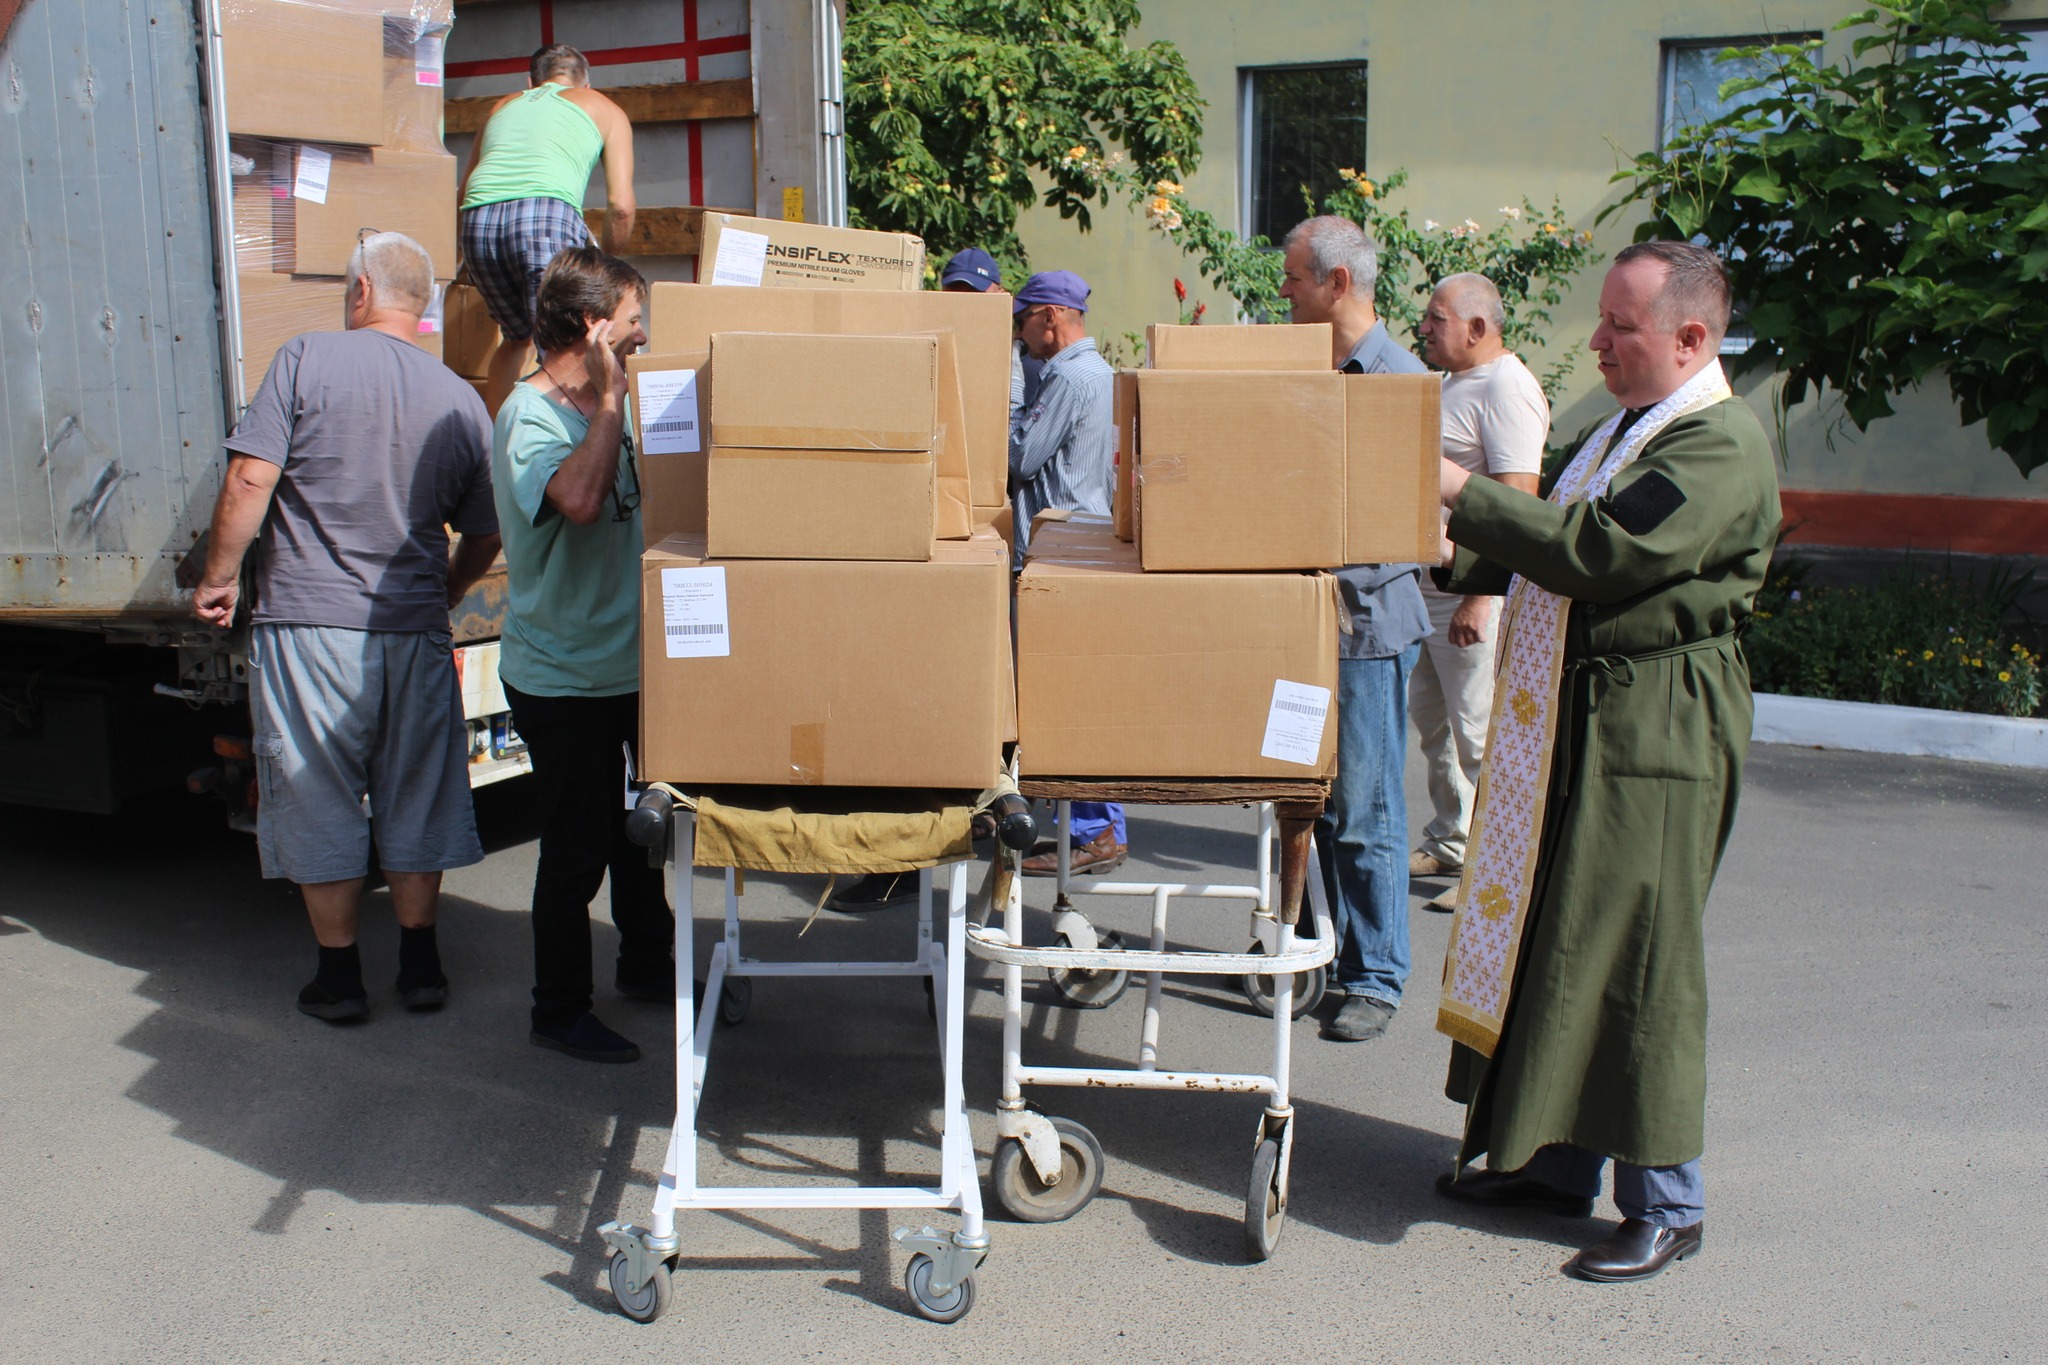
[492,245,663,1065]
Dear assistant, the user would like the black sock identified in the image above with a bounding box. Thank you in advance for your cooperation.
[316,943,364,999]
[397,924,442,987]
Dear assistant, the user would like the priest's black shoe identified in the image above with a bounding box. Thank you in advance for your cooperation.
[1567,1218,1702,1282]
[1435,1167,1594,1217]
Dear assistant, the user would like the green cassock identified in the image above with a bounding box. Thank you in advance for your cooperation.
[1440,393,1782,1171]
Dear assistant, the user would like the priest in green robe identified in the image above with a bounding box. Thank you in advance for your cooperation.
[1429,241,1781,1283]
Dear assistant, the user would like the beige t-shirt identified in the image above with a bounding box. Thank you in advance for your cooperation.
[1440,353,1549,477]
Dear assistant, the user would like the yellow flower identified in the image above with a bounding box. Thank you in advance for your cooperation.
[1154,179,1183,195]
[1923,650,1935,660]
[1541,223,1556,233]
[1148,195,1173,215]
[1999,670,2012,682]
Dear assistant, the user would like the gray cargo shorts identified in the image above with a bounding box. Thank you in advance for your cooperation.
[249,623,483,884]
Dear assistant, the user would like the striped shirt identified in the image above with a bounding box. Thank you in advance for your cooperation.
[1009,336,1114,560]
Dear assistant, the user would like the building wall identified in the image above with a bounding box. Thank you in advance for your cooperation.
[1015,0,2048,554]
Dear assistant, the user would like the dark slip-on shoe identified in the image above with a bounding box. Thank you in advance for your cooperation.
[1567,1218,1703,1282]
[1435,1167,1596,1218]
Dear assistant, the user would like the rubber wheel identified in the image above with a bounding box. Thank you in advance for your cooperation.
[1239,941,1326,1020]
[1244,1138,1285,1262]
[991,1116,1105,1223]
[904,1253,976,1323]
[608,1248,673,1323]
[719,977,751,1025]
[1047,928,1129,1009]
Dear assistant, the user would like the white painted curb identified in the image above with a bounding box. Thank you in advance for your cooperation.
[1752,692,2048,769]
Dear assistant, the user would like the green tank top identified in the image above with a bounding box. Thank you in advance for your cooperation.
[460,84,605,211]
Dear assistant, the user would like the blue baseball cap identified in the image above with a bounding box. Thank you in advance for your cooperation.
[1014,270,1091,314]
[939,248,1003,291]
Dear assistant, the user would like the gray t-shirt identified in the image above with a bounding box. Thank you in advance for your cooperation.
[226,329,497,633]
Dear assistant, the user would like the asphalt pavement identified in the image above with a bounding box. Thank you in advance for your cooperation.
[1,741,2042,1363]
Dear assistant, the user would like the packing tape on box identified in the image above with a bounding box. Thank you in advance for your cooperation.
[711,424,934,451]
[712,445,932,465]
[1138,454,1188,484]
[789,723,827,785]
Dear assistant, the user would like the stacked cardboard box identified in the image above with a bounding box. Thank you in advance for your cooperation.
[223,0,457,395]
[1019,323,1439,780]
[698,212,926,292]
[631,275,1018,790]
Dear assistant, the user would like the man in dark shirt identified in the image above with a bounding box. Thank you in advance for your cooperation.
[1278,215,1434,1043]
[194,231,501,1024]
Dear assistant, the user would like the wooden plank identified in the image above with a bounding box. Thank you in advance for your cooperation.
[581,205,748,257]
[1018,778,1331,812]
[445,78,754,135]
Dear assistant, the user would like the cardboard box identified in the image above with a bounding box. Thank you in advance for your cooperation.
[1146,323,1332,371]
[639,531,1011,788]
[222,0,384,145]
[279,147,458,277]
[708,333,937,450]
[230,143,290,272]
[699,212,925,292]
[629,351,712,548]
[1344,373,1444,566]
[648,283,1011,509]
[237,272,446,393]
[1131,370,1348,571]
[1112,370,1137,542]
[705,332,937,561]
[381,17,449,152]
[443,282,513,381]
[1016,517,1338,778]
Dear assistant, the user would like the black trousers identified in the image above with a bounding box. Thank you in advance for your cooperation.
[504,684,673,1027]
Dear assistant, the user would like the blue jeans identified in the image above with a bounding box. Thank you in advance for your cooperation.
[1068,802,1126,845]
[1315,647,1418,1004]
[1523,1144,1705,1229]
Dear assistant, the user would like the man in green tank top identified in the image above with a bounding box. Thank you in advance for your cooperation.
[458,44,637,413]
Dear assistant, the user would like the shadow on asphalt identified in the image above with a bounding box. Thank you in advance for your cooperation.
[3,784,1593,1318]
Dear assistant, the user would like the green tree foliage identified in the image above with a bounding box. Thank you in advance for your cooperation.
[1125,169,1602,397]
[1607,2,2048,475]
[843,0,1204,282]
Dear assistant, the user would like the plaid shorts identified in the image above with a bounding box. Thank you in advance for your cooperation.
[458,195,592,345]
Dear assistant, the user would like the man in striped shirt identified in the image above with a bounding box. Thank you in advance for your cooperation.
[1009,270,1126,876]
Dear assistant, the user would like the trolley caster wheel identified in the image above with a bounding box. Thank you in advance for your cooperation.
[1239,943,1326,1020]
[608,1248,673,1323]
[719,977,751,1025]
[992,1116,1105,1223]
[1047,929,1129,1009]
[1244,1137,1285,1262]
[904,1253,976,1323]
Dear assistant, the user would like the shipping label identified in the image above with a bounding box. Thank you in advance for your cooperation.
[292,146,332,205]
[710,227,770,287]
[1260,679,1332,766]
[659,567,730,659]
[637,369,701,455]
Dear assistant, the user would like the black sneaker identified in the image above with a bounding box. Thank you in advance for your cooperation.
[825,871,921,913]
[297,979,369,1024]
[530,1012,641,1063]
[396,972,449,1012]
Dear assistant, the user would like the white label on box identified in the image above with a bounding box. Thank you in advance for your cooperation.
[292,146,332,204]
[660,566,730,659]
[710,226,770,287]
[638,368,701,455]
[414,32,446,86]
[1260,679,1332,767]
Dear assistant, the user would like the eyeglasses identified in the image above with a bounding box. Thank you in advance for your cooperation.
[356,226,381,243]
[611,430,642,523]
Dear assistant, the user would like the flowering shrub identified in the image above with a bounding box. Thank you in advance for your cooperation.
[1110,167,1601,398]
[1745,563,2042,718]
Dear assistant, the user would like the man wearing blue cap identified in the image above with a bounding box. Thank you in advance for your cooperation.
[1009,269,1125,876]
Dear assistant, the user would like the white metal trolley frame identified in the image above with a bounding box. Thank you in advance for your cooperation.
[966,795,1335,1260]
[600,807,990,1324]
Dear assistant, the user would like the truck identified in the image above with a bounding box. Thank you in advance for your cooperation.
[0,0,847,817]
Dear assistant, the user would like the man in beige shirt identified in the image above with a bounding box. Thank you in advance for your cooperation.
[1409,274,1547,909]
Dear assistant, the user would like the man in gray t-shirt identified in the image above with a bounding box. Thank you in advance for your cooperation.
[194,231,501,1026]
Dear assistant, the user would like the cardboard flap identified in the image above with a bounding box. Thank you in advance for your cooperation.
[1343,372,1444,565]
[709,331,937,450]
[1146,322,1332,371]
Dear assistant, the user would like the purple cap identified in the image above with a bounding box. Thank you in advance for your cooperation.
[940,247,1002,291]
[1014,269,1091,314]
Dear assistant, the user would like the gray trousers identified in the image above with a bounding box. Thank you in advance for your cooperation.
[1523,1143,1705,1229]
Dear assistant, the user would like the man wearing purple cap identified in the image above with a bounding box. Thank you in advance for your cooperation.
[1009,269,1125,876]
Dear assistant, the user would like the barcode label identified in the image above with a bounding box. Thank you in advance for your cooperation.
[636,369,701,455]
[1261,680,1332,766]
[659,567,730,658]
[648,419,696,434]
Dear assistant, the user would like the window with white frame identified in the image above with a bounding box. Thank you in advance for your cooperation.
[1659,35,1818,144]
[1240,62,1368,246]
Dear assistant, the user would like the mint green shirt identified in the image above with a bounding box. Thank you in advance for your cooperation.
[492,382,642,697]
[460,84,604,212]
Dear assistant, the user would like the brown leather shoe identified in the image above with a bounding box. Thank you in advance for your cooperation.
[1567,1218,1702,1282]
[1435,1167,1595,1217]
[1409,849,1462,877]
[1020,826,1128,877]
